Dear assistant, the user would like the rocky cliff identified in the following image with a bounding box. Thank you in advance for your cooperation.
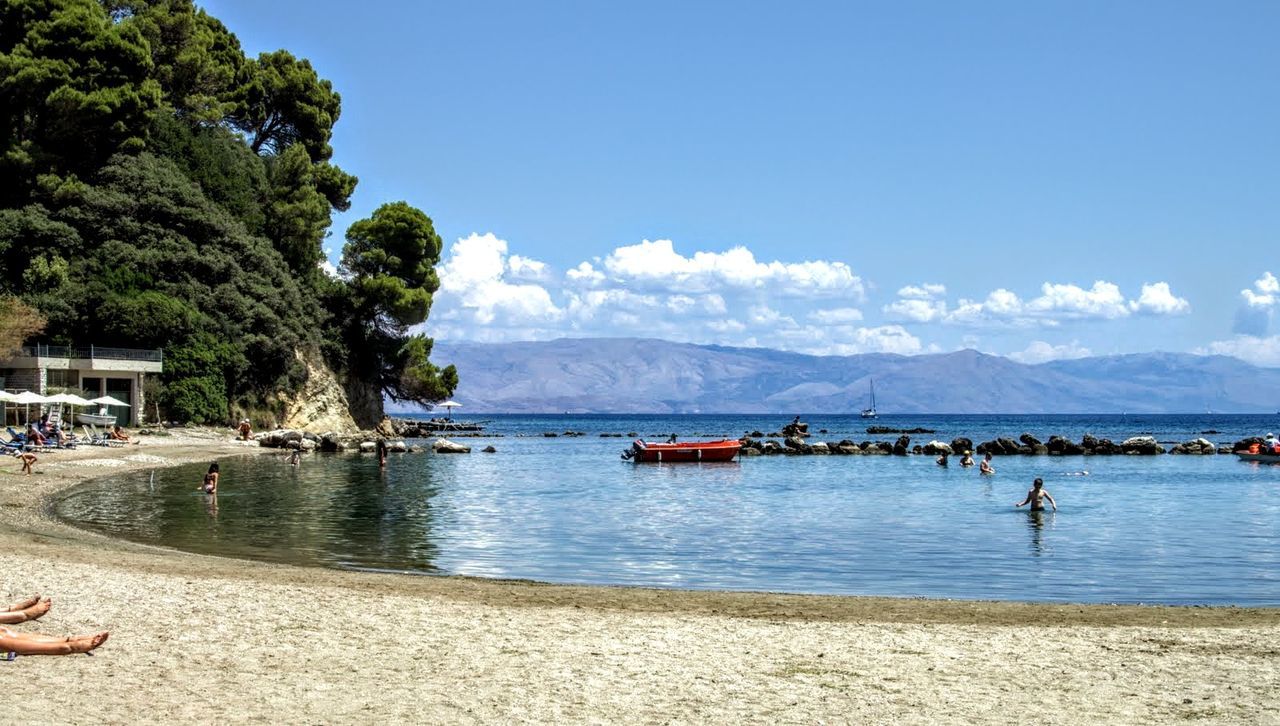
[280,351,360,434]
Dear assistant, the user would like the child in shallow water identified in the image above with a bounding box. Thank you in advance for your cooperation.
[1015,478,1056,512]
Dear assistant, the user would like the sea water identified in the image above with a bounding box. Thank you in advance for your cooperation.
[53,414,1280,605]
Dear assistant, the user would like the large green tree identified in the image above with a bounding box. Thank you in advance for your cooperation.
[339,202,457,420]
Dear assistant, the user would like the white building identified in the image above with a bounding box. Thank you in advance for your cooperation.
[0,345,163,426]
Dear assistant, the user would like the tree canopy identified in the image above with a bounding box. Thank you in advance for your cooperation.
[0,0,455,427]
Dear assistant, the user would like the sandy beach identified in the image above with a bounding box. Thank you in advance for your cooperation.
[3,433,1279,724]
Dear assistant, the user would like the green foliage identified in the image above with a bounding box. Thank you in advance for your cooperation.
[21,253,69,291]
[342,201,442,325]
[148,114,268,232]
[398,335,459,403]
[103,1,246,123]
[0,0,162,201]
[264,143,329,275]
[232,49,341,161]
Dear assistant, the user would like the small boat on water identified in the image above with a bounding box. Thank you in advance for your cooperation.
[860,379,877,419]
[622,439,741,463]
[1236,451,1280,463]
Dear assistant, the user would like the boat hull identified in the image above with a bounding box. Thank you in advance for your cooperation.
[75,413,117,426]
[1236,452,1280,463]
[629,439,740,463]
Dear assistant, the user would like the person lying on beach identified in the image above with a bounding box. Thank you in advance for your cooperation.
[959,451,974,467]
[8,448,37,475]
[0,594,50,624]
[980,453,995,475]
[0,595,108,656]
[0,625,109,656]
[1015,478,1056,512]
[199,462,219,494]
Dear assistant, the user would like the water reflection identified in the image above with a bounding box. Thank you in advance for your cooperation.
[1025,509,1054,557]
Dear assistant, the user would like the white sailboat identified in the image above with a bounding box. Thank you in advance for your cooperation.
[860,379,878,419]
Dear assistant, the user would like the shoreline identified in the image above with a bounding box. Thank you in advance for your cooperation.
[5,432,1280,721]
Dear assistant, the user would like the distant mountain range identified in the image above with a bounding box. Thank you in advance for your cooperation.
[403,338,1280,414]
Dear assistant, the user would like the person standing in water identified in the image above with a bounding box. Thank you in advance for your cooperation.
[959,450,974,467]
[200,462,219,494]
[1015,477,1056,511]
[980,453,995,475]
[376,438,388,468]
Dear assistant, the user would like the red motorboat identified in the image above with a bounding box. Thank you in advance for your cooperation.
[623,438,741,463]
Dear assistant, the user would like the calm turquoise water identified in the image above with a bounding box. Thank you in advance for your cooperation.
[53,414,1280,605]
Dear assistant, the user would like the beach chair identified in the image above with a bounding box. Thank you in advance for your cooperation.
[5,427,52,453]
[80,425,112,447]
[88,424,125,447]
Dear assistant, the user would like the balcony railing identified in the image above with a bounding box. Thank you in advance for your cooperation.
[18,344,163,363]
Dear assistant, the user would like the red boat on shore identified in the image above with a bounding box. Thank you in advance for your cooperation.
[623,439,741,463]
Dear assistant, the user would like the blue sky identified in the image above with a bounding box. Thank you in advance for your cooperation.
[203,1,1280,364]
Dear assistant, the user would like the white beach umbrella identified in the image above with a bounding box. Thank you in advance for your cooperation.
[437,400,462,419]
[10,391,47,426]
[46,392,94,406]
[45,393,94,429]
[90,395,131,407]
[0,391,10,427]
[0,391,14,402]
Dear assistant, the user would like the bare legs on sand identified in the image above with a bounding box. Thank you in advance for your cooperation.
[0,594,110,656]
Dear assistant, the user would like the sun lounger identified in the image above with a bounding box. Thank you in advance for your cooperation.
[86,424,125,447]
[80,425,115,447]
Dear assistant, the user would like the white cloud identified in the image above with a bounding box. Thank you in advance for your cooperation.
[1129,282,1190,315]
[747,305,798,327]
[897,283,946,299]
[1242,272,1280,309]
[884,280,1190,328]
[318,259,341,279]
[565,261,605,285]
[1196,335,1280,367]
[945,289,1033,326]
[808,307,864,324]
[598,239,864,298]
[1008,340,1093,364]
[883,298,947,323]
[1024,281,1129,319]
[849,325,923,355]
[436,233,562,327]
[507,254,550,281]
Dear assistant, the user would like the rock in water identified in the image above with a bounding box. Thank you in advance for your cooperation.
[432,438,471,454]
[1120,436,1163,455]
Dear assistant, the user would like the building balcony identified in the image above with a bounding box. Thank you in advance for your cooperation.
[3,344,164,373]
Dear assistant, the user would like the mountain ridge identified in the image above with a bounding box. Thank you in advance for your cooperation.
[408,338,1280,414]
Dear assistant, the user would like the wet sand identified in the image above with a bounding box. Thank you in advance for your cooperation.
[3,432,1279,723]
